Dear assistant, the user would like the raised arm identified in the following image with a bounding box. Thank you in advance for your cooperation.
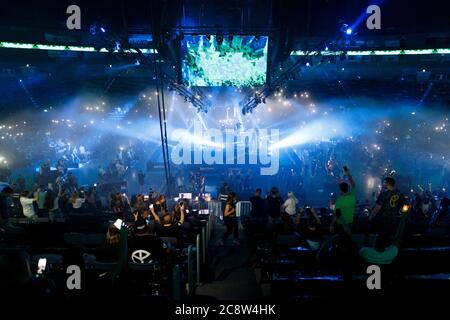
[150,206,160,222]
[178,202,185,224]
[344,166,356,189]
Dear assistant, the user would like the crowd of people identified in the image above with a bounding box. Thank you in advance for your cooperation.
[216,165,450,267]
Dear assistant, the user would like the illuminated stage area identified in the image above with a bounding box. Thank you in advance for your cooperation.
[0,0,449,313]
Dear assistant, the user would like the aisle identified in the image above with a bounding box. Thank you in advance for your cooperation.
[195,224,262,300]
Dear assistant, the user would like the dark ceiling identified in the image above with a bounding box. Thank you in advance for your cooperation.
[0,0,449,113]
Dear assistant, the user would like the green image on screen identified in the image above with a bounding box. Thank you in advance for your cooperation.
[181,35,268,87]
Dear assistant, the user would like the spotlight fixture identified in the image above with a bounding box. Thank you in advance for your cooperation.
[340,24,353,36]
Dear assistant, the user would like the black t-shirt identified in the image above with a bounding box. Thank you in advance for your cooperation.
[267,195,283,218]
[129,234,166,261]
[156,223,180,238]
[224,201,237,218]
[376,189,402,217]
[249,196,266,218]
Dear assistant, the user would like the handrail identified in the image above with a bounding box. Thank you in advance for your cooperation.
[196,233,201,284]
[172,264,182,301]
[202,226,206,264]
[205,221,209,250]
[187,245,195,299]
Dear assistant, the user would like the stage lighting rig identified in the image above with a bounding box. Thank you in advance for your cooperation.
[240,27,353,115]
[90,31,212,113]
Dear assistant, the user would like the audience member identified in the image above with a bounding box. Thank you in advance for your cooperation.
[267,187,283,220]
[217,192,239,246]
[19,191,38,220]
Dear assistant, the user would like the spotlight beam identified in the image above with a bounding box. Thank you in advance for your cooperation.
[240,31,349,115]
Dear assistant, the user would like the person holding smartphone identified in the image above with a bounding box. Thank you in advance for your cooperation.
[217,192,239,246]
[330,166,356,233]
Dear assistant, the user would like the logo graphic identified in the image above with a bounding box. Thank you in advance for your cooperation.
[366,5,381,30]
[366,265,381,290]
[66,5,81,30]
[66,265,81,290]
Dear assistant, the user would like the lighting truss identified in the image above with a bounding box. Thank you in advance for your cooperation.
[167,77,212,113]
[239,46,450,114]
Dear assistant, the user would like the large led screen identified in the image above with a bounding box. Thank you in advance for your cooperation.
[181,35,268,87]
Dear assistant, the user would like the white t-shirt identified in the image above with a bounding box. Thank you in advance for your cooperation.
[283,198,298,216]
[20,197,36,218]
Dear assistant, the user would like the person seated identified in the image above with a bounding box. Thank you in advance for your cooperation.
[156,213,181,238]
[427,197,450,236]
[276,212,296,235]
[300,207,323,250]
[129,217,167,263]
[151,195,167,219]
[112,199,124,219]
[97,223,121,263]
[172,202,186,226]
[69,192,85,213]
[324,205,409,265]
[133,194,148,213]
[19,191,38,220]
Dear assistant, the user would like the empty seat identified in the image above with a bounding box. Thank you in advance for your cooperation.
[64,232,85,246]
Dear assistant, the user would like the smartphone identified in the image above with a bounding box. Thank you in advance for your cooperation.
[149,203,154,209]
[37,258,47,274]
[144,195,149,200]
[401,204,410,213]
[93,183,97,187]
[113,219,123,230]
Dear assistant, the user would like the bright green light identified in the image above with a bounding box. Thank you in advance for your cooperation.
[291,48,450,56]
[0,41,157,54]
[183,35,268,87]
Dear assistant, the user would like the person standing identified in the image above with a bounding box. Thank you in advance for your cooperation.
[218,192,239,246]
[19,191,38,220]
[370,176,403,238]
[267,187,283,220]
[330,166,356,233]
[249,188,265,218]
[283,191,299,217]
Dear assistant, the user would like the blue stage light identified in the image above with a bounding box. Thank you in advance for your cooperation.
[100,27,106,33]
[346,28,352,35]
